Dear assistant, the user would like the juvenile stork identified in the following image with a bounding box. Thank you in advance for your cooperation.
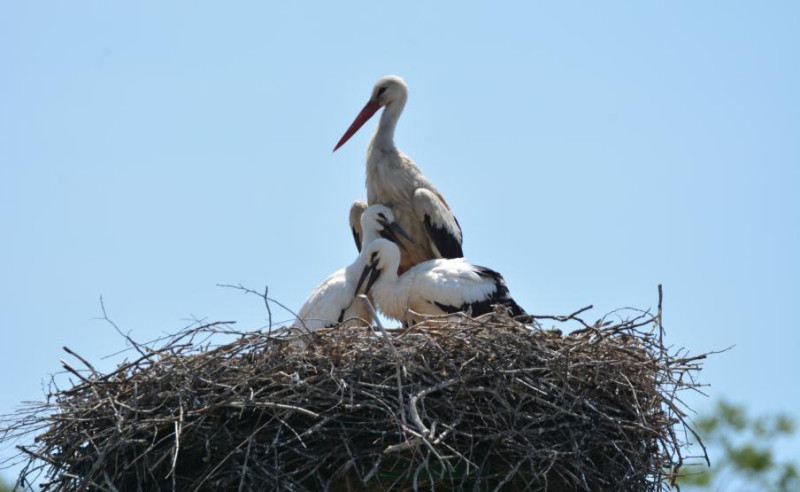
[293,206,410,331]
[349,200,412,252]
[355,238,529,326]
[334,76,463,272]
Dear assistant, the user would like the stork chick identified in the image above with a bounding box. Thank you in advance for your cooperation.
[349,201,412,252]
[293,206,410,331]
[355,238,529,326]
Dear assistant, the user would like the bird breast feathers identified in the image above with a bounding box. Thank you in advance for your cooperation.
[366,153,427,202]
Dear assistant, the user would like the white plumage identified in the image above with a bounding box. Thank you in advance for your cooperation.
[293,205,409,331]
[349,200,413,253]
[355,238,528,326]
[293,264,371,332]
[334,75,463,272]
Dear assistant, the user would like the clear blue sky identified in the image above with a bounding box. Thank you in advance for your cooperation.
[1,1,798,483]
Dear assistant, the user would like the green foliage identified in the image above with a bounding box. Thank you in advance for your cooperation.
[680,399,799,491]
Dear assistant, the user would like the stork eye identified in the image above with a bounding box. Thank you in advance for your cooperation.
[377,87,387,96]
[377,213,387,220]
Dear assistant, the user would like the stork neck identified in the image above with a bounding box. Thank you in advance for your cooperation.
[361,229,379,247]
[373,96,406,150]
[370,266,407,321]
[371,268,399,300]
[344,258,364,285]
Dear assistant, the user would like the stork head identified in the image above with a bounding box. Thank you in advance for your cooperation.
[370,75,407,108]
[333,75,408,151]
[361,204,412,249]
[355,239,401,295]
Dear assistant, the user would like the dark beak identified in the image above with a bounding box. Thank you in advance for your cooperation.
[364,266,381,295]
[379,220,414,251]
[389,221,413,243]
[355,264,372,295]
[355,263,382,296]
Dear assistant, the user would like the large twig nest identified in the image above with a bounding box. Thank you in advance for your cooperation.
[2,293,706,491]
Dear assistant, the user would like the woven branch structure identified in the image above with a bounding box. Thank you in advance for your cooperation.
[2,297,706,491]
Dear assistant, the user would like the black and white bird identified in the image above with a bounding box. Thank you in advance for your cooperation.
[349,200,413,252]
[355,238,528,326]
[334,75,463,272]
[293,205,410,331]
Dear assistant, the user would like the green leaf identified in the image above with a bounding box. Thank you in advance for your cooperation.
[727,444,773,474]
[717,400,747,431]
[775,415,795,435]
[696,415,720,436]
[687,399,798,489]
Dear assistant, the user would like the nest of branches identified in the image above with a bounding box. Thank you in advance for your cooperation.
[3,289,706,491]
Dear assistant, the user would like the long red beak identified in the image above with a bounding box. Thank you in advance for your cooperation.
[333,99,381,152]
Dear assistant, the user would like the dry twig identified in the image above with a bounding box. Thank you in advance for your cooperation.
[1,288,706,491]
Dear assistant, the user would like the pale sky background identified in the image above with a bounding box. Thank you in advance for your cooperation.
[1,1,798,485]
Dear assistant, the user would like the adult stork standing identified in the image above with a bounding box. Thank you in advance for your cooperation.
[293,205,410,331]
[334,75,463,272]
[355,238,529,327]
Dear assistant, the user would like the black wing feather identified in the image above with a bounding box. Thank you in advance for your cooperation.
[436,266,529,320]
[352,227,362,253]
[424,214,464,259]
[433,301,463,314]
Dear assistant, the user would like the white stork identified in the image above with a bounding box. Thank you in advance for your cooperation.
[349,200,412,252]
[354,238,529,326]
[334,75,463,272]
[293,205,410,331]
